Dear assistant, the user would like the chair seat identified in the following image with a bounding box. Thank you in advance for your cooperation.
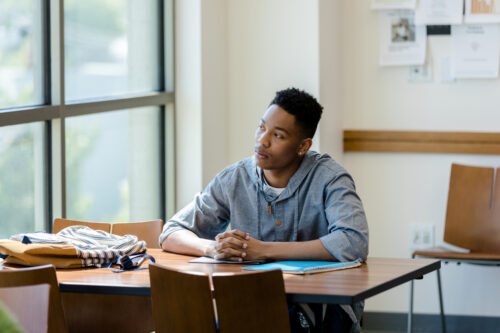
[414,247,500,261]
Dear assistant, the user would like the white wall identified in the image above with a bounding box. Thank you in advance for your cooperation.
[342,2,500,316]
[175,0,228,208]
[201,0,229,187]
[175,0,202,208]
[342,2,500,131]
[318,0,344,160]
[175,0,500,317]
[226,0,320,164]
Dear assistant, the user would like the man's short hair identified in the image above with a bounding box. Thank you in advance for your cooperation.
[270,88,323,138]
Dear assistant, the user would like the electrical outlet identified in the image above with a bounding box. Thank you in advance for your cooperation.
[408,60,433,83]
[409,224,434,250]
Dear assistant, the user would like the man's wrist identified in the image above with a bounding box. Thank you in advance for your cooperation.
[202,240,216,258]
[258,241,275,260]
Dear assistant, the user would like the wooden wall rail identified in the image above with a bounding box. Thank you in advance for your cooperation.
[343,130,500,155]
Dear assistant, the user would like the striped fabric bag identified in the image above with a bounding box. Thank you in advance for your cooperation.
[0,225,147,268]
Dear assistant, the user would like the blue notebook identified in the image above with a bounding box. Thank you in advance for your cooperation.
[242,259,362,275]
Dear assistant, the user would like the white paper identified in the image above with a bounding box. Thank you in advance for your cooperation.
[189,256,265,264]
[379,11,427,66]
[415,0,464,25]
[465,0,500,23]
[371,0,417,10]
[440,57,457,82]
[451,24,500,78]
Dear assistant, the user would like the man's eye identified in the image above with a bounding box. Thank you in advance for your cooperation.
[274,133,284,139]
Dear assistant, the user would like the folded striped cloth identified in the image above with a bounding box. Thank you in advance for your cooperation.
[0,225,147,268]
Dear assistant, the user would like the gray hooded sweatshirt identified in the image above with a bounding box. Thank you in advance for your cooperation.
[159,150,369,330]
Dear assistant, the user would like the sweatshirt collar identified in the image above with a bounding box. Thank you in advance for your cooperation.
[251,150,319,202]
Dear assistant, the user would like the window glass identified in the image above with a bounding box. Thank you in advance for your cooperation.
[65,107,162,222]
[64,0,161,101]
[0,122,46,238]
[0,0,44,109]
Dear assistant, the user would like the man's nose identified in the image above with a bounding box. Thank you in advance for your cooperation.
[257,131,271,148]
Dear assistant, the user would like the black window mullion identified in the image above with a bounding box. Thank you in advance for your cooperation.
[43,0,52,106]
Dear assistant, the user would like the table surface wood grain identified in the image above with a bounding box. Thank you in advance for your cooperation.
[55,249,440,305]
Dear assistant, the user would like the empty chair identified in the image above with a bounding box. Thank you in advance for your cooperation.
[0,284,50,333]
[52,218,111,234]
[409,164,500,333]
[415,164,500,257]
[212,269,290,333]
[0,265,67,333]
[112,220,163,248]
[149,263,217,333]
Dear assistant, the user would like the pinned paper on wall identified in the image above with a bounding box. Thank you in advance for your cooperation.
[415,0,464,25]
[451,24,500,78]
[379,11,427,66]
[465,0,500,23]
[371,0,417,10]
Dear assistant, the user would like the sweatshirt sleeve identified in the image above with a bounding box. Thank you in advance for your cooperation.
[319,174,369,262]
[159,174,230,246]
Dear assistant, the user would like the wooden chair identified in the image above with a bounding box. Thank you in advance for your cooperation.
[409,164,500,333]
[0,284,50,333]
[0,265,67,333]
[112,219,163,249]
[149,263,217,333]
[52,218,111,234]
[212,269,290,333]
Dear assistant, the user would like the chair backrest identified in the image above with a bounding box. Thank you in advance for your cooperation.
[149,263,217,333]
[0,284,50,333]
[0,265,67,333]
[52,218,111,234]
[444,163,500,253]
[112,220,163,248]
[212,269,290,333]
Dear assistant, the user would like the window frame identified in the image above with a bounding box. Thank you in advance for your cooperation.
[0,0,175,231]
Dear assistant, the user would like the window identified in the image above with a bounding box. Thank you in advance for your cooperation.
[0,0,44,109]
[0,122,46,238]
[0,0,174,233]
[65,0,161,101]
[66,107,162,222]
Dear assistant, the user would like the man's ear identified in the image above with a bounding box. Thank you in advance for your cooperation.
[298,138,313,156]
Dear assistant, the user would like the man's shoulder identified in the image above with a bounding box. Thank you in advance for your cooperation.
[307,151,349,178]
[216,156,256,182]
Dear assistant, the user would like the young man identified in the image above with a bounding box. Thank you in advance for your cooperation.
[160,88,368,332]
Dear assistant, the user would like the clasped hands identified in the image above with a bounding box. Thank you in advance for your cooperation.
[208,229,264,262]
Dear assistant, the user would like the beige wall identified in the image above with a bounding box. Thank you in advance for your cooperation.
[342,1,500,316]
[175,0,500,316]
[226,0,320,164]
[175,0,202,208]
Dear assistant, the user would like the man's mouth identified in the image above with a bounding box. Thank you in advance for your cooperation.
[255,149,268,159]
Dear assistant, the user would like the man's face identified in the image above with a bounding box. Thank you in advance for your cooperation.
[254,104,305,171]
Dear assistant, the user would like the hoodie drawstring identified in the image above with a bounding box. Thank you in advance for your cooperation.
[293,194,299,241]
[256,185,262,239]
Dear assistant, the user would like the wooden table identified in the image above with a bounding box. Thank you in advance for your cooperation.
[57,249,440,305]
[1,250,439,332]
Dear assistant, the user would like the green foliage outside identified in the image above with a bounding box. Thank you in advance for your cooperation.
[0,302,23,333]
[0,0,127,237]
[0,0,36,108]
[0,126,36,237]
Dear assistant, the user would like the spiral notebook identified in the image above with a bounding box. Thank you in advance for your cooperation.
[242,259,362,275]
